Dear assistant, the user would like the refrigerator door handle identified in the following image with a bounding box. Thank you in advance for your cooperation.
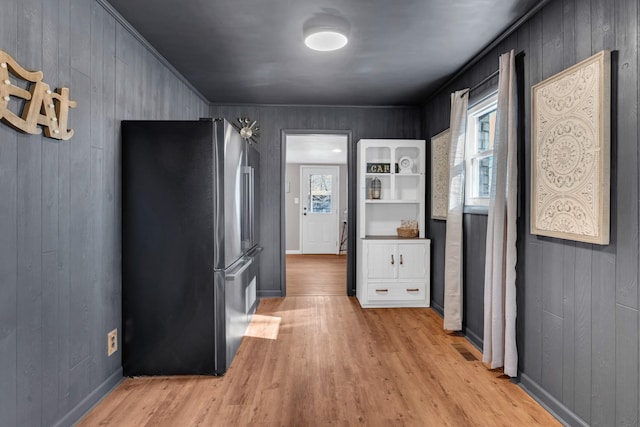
[249,166,254,246]
[242,165,255,248]
[225,258,253,280]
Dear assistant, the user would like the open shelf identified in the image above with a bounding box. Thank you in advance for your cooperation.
[362,235,428,240]
[364,200,420,204]
[358,139,426,238]
[362,201,420,237]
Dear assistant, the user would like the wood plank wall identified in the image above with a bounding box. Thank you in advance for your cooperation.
[210,105,422,297]
[0,0,209,425]
[424,0,638,424]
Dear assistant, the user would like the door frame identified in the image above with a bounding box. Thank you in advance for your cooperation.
[281,129,356,296]
[299,165,341,255]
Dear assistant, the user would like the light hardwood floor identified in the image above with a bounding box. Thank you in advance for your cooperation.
[79,297,560,426]
[286,254,346,296]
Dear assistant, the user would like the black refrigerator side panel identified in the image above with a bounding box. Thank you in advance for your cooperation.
[122,121,215,376]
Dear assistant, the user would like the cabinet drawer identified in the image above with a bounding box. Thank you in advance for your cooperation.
[367,283,426,301]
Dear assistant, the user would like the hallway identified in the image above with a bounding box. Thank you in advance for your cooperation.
[286,254,347,296]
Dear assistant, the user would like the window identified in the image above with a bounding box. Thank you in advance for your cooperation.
[307,174,333,213]
[465,93,497,208]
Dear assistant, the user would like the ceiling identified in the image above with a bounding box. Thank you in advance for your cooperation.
[107,0,541,106]
[286,134,348,164]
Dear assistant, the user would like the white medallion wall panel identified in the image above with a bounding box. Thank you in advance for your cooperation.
[531,50,610,244]
[431,129,450,220]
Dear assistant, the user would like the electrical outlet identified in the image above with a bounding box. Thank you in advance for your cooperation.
[107,328,118,356]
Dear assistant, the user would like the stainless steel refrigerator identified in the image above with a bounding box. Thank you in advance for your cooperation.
[122,118,261,376]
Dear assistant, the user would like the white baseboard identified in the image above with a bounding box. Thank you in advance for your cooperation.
[286,250,301,254]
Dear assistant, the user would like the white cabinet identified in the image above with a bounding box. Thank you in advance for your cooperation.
[396,243,427,280]
[359,239,430,308]
[356,139,430,308]
[366,243,396,279]
[366,242,426,280]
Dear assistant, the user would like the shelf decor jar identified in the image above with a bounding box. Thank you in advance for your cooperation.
[370,177,381,199]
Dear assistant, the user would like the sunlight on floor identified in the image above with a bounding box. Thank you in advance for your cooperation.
[245,314,282,340]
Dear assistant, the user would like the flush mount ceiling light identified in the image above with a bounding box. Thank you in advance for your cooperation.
[303,15,350,52]
[304,28,348,51]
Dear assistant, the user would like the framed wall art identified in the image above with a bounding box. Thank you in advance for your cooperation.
[531,50,610,244]
[431,128,450,220]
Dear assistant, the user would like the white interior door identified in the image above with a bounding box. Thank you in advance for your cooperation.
[300,165,339,254]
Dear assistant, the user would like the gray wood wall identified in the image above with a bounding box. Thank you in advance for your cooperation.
[0,0,209,425]
[210,105,422,297]
[424,0,637,424]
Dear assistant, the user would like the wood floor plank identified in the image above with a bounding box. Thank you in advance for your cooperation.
[286,254,346,296]
[79,297,560,426]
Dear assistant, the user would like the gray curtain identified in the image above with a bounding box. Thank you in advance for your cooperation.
[443,89,468,331]
[482,50,518,377]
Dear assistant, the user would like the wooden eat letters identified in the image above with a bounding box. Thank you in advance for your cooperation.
[0,49,77,140]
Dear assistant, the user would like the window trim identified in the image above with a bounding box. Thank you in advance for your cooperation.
[464,92,498,211]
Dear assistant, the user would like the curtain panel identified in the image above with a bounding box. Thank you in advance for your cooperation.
[482,50,518,377]
[443,89,469,331]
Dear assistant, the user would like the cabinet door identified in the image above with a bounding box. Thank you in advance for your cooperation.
[366,243,396,279]
[397,244,427,279]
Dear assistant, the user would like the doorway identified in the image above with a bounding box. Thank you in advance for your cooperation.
[282,131,353,296]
